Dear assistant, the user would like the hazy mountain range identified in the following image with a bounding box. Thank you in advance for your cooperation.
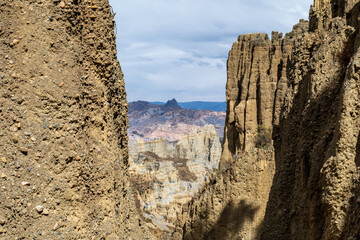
[128,99,225,142]
[150,100,226,112]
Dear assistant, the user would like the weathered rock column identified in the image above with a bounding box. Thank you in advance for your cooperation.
[0,1,152,239]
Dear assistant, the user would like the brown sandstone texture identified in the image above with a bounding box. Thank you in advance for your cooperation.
[0,0,151,239]
[262,1,360,239]
[181,19,309,240]
[183,0,360,239]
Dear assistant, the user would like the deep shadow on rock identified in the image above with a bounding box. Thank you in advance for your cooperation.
[203,200,260,240]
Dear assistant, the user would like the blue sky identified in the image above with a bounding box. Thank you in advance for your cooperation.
[109,0,313,102]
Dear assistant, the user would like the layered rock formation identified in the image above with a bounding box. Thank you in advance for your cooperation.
[0,1,151,239]
[129,125,221,238]
[182,1,360,240]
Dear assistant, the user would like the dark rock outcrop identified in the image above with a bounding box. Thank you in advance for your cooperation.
[163,98,181,109]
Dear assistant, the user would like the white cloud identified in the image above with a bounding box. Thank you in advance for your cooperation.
[109,0,313,102]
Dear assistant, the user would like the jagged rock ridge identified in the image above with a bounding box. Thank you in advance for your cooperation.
[181,18,308,240]
[0,1,152,239]
[262,1,360,239]
[182,0,360,239]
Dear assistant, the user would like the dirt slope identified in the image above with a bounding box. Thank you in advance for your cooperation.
[0,0,151,239]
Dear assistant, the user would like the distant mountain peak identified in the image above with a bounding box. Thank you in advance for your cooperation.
[164,98,181,109]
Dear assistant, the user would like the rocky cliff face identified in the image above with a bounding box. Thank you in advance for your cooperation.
[182,0,360,239]
[0,1,151,239]
[181,20,308,240]
[129,125,221,238]
[221,20,308,166]
[262,1,360,239]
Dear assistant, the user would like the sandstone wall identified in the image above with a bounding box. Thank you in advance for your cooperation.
[221,20,308,166]
[0,1,151,239]
[181,18,308,240]
[262,1,360,239]
[182,0,360,239]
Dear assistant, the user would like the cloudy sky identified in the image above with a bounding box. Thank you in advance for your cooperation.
[109,0,313,102]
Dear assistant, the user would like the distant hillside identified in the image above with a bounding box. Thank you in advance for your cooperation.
[128,99,225,142]
[151,101,226,112]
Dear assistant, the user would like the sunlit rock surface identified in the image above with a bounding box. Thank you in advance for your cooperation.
[128,125,221,237]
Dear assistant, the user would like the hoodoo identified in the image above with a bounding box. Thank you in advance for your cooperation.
[0,1,151,239]
[182,0,360,239]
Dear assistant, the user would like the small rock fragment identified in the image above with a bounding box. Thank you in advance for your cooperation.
[19,209,27,216]
[0,227,7,233]
[9,125,18,132]
[11,135,19,143]
[35,205,44,213]
[24,132,31,136]
[21,181,30,186]
[42,208,49,215]
[53,222,59,230]
[1,157,6,164]
[12,39,19,45]
[19,147,29,154]
[59,1,65,8]
[0,217,6,225]
[59,82,64,87]
[1,173,6,179]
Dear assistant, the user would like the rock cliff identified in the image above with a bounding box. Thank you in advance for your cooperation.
[129,125,221,238]
[181,20,308,240]
[0,1,151,239]
[182,0,360,239]
[262,1,360,239]
[221,20,308,166]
